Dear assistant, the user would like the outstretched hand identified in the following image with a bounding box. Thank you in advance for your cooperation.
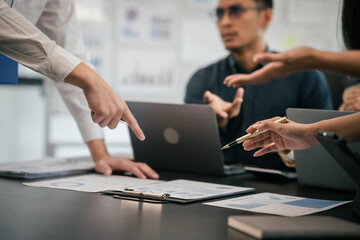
[203,88,244,127]
[224,46,316,87]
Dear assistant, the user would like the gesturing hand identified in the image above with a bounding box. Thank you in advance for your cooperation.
[65,62,145,141]
[203,88,244,127]
[224,46,316,87]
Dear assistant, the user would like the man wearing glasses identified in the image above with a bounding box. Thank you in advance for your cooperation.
[185,0,332,170]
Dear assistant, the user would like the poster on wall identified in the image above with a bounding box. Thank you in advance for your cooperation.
[180,19,227,64]
[187,0,217,9]
[81,23,113,85]
[116,0,178,46]
[286,0,339,24]
[115,48,177,100]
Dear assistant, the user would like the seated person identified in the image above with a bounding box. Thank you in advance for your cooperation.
[185,0,332,170]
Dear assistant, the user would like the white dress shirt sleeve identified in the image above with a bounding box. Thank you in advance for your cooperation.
[33,0,104,142]
[2,0,104,142]
[0,1,81,82]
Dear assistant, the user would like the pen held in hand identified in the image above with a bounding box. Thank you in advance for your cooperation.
[221,117,288,150]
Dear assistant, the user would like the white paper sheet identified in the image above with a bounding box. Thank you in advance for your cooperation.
[204,192,352,217]
[24,174,163,192]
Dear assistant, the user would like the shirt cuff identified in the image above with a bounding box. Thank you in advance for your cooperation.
[46,45,82,82]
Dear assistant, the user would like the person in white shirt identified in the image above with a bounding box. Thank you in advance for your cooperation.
[0,0,159,179]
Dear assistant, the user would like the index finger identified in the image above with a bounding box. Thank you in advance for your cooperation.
[122,107,145,141]
[246,117,283,133]
[253,52,285,63]
[224,67,270,87]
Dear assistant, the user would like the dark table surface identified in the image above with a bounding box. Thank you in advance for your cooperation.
[0,170,359,240]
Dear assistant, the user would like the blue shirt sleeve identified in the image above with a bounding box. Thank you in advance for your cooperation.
[184,69,209,104]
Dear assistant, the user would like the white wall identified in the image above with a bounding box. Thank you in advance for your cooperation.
[0,0,343,163]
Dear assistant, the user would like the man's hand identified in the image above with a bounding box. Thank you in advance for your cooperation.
[87,139,159,179]
[65,62,145,141]
[203,88,244,127]
[95,156,159,179]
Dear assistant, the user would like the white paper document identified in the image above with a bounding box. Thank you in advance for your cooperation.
[0,157,94,179]
[128,179,255,201]
[204,192,352,217]
[24,174,163,192]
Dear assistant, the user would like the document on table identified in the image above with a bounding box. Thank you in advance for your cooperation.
[126,179,255,203]
[0,157,95,179]
[204,192,352,217]
[24,175,254,203]
[24,173,163,192]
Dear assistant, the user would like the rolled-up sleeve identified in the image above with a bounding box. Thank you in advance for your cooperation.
[0,1,81,82]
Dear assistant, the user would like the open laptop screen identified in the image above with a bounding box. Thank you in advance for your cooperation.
[127,101,227,175]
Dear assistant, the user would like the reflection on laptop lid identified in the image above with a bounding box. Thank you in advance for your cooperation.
[287,108,359,191]
[127,101,245,176]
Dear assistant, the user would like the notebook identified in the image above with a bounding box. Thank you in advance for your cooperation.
[228,216,360,239]
[286,108,359,191]
[127,101,245,175]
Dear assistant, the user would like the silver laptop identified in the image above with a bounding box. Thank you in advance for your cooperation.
[127,101,245,176]
[287,108,359,191]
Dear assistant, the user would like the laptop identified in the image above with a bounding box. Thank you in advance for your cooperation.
[287,108,359,191]
[126,101,245,176]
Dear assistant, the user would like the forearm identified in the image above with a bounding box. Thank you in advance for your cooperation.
[311,112,360,142]
[64,62,98,91]
[313,50,360,78]
[86,139,110,162]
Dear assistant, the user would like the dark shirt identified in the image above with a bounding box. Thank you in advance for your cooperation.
[185,53,333,169]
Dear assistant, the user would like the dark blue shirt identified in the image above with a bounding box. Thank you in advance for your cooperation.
[185,54,333,169]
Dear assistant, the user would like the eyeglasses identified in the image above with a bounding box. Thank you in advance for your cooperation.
[210,4,265,21]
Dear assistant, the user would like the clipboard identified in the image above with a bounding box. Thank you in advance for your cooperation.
[100,179,255,204]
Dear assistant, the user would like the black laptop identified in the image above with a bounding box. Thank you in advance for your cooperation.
[127,101,245,175]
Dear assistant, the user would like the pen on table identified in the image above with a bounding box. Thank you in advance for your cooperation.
[221,117,288,150]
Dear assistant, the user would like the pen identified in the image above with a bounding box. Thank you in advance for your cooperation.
[221,117,288,150]
[122,189,170,199]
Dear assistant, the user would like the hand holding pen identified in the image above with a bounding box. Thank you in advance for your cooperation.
[222,117,288,150]
[240,117,319,157]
